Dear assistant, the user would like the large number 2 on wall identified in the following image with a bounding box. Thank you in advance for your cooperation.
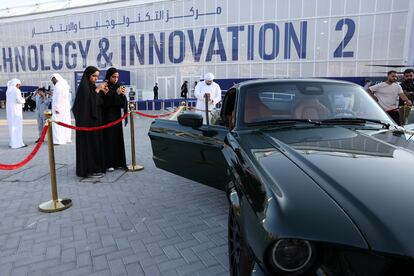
[333,18,355,58]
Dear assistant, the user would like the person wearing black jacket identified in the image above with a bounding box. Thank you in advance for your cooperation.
[399,69,414,125]
[23,92,36,111]
[180,81,188,99]
[102,67,128,171]
[72,66,109,178]
[153,83,159,100]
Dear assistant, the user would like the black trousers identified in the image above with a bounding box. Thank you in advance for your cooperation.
[387,109,400,126]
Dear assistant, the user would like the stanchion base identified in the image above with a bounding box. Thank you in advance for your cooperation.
[127,164,144,171]
[38,198,72,213]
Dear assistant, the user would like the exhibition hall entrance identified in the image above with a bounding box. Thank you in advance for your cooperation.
[156,76,176,99]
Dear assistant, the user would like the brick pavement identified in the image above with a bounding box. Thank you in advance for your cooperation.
[0,109,228,276]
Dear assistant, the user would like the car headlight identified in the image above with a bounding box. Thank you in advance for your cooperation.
[270,239,316,274]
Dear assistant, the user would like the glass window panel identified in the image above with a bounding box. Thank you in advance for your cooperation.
[303,0,316,18]
[315,62,328,77]
[357,15,374,59]
[372,14,390,60]
[388,13,407,60]
[264,0,277,21]
[331,0,345,16]
[289,0,303,19]
[276,1,289,20]
[301,62,314,77]
[360,0,376,13]
[227,0,240,24]
[393,0,409,11]
[317,0,331,17]
[345,0,361,14]
[288,63,301,76]
[263,63,275,77]
[252,0,263,22]
[275,63,288,77]
[315,18,330,60]
[376,0,392,12]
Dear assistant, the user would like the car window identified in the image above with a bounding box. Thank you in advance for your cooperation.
[220,89,237,129]
[240,82,393,125]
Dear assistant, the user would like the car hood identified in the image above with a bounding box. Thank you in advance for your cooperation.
[249,126,414,257]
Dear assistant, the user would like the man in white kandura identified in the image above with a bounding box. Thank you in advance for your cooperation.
[6,78,27,149]
[194,73,222,123]
[51,73,72,145]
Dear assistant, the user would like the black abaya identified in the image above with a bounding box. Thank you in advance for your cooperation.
[72,66,106,177]
[102,68,127,169]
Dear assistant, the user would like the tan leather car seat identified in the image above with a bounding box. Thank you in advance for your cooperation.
[244,94,272,123]
[293,99,329,120]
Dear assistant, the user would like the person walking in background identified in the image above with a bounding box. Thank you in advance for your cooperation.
[51,73,72,145]
[34,87,51,143]
[368,70,412,125]
[399,69,414,125]
[153,83,159,100]
[72,66,109,178]
[102,67,127,172]
[194,73,222,123]
[192,81,198,98]
[180,81,188,99]
[363,79,372,91]
[6,79,26,149]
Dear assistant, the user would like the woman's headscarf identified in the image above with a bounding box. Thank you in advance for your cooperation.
[83,66,100,81]
[104,67,119,90]
[72,66,99,121]
[105,67,118,82]
[103,67,128,125]
[51,73,70,90]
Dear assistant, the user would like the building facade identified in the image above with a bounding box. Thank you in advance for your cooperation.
[0,0,413,99]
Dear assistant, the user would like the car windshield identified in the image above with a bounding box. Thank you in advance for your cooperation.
[241,81,394,127]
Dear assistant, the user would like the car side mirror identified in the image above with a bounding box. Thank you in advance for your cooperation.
[178,112,203,128]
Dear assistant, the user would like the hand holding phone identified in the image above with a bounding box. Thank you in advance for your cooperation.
[116,86,126,95]
[98,82,109,94]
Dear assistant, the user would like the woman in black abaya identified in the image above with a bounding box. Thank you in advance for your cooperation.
[72,66,109,178]
[102,67,127,171]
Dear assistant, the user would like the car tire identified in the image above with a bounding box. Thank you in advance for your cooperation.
[228,207,254,276]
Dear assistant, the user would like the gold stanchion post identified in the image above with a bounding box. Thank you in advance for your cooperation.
[127,103,144,171]
[204,93,210,125]
[39,110,72,213]
[181,101,187,111]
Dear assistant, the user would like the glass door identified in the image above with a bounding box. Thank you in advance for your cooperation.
[157,76,176,99]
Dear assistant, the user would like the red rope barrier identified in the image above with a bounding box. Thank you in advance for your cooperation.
[56,112,129,131]
[187,107,211,113]
[0,125,48,170]
[134,109,180,118]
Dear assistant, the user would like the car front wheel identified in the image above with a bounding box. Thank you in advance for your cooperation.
[228,207,254,276]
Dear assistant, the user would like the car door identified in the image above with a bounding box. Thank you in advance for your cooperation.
[148,119,229,191]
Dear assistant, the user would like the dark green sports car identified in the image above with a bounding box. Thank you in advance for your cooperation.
[148,79,414,275]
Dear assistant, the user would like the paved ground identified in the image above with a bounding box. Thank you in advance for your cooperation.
[0,109,228,276]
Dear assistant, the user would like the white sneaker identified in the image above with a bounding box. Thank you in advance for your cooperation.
[107,167,115,172]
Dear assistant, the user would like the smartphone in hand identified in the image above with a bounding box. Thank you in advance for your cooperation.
[97,81,109,94]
